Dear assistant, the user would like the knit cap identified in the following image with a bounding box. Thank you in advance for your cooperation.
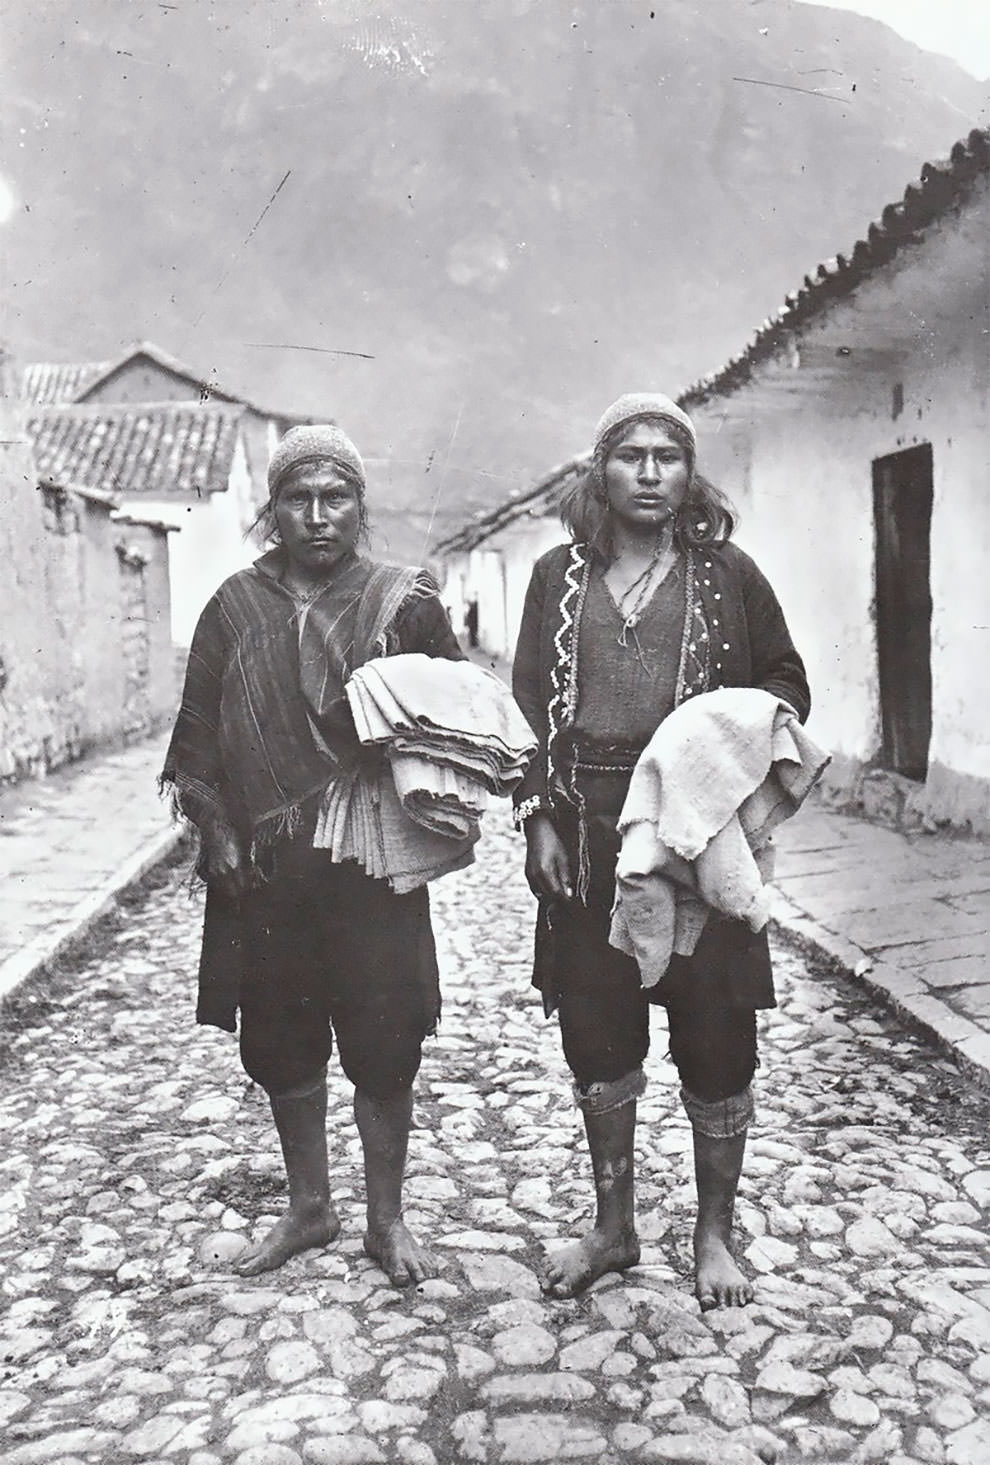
[267,424,366,494]
[592,393,696,458]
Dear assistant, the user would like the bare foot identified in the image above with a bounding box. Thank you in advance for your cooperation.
[235,1203,340,1277]
[364,1217,437,1287]
[542,1227,641,1298]
[694,1227,753,1310]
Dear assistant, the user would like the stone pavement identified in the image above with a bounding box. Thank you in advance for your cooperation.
[2,801,990,1465]
[771,808,990,1090]
[0,733,182,1002]
[1,732,987,1085]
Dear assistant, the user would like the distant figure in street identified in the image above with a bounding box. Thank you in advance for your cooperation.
[465,598,480,649]
[162,425,464,1285]
[512,394,812,1307]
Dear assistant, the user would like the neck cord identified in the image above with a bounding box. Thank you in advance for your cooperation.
[615,527,675,645]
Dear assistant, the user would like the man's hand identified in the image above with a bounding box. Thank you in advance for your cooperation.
[524,813,573,902]
[202,823,253,902]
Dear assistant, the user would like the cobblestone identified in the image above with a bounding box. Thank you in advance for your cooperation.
[1,804,990,1462]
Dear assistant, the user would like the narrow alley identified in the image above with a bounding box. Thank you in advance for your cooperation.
[1,806,989,1465]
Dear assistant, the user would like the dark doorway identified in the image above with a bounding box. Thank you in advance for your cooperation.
[872,444,933,780]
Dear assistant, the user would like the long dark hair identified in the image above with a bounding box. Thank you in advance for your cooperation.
[559,414,735,564]
[247,458,370,545]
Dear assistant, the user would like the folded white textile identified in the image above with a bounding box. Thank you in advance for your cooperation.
[313,765,478,893]
[345,654,537,797]
[315,655,535,890]
[609,688,829,987]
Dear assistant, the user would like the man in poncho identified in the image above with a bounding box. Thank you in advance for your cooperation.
[163,425,462,1284]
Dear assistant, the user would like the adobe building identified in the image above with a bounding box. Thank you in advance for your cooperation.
[438,128,990,834]
[0,350,175,784]
[23,341,320,643]
[681,127,989,834]
[22,340,310,506]
[28,400,253,646]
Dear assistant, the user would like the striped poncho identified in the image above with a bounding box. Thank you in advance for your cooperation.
[162,548,463,864]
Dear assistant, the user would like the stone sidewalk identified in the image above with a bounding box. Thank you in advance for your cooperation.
[0,733,183,1002]
[1,733,988,1085]
[771,808,990,1089]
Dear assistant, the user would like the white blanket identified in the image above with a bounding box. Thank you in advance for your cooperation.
[609,687,830,986]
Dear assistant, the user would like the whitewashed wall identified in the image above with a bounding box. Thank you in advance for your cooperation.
[131,439,258,645]
[690,201,989,829]
[441,514,564,662]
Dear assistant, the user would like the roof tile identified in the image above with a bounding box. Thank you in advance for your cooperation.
[21,361,113,406]
[28,402,244,499]
[678,126,990,411]
[21,340,315,422]
[435,454,588,554]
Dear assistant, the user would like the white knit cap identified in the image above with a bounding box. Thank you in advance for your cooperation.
[267,424,365,494]
[592,393,696,457]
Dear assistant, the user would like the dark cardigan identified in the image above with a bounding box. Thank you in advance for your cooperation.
[511,538,811,1013]
[512,539,810,812]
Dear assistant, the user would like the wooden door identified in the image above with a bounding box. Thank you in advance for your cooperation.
[872,445,933,780]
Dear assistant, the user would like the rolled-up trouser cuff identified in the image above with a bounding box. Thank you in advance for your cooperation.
[680,1082,754,1138]
[574,1065,647,1116]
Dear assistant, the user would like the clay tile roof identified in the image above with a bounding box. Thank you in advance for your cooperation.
[21,361,113,406]
[678,125,990,411]
[28,402,245,499]
[22,340,316,422]
[435,453,589,554]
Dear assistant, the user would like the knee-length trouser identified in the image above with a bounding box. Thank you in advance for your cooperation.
[237,845,441,1099]
[538,803,766,1139]
[554,924,758,1137]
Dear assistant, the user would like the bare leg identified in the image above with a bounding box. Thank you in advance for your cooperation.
[236,1077,340,1276]
[692,1128,753,1309]
[357,1085,437,1287]
[543,1100,641,1297]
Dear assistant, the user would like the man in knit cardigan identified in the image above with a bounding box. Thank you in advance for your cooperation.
[512,395,811,1308]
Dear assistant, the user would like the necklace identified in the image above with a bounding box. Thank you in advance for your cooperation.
[615,529,676,645]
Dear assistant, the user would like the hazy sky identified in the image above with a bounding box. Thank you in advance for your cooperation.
[797,0,990,78]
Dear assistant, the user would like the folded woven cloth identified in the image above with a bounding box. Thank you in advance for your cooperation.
[346,653,537,802]
[389,755,488,840]
[609,687,830,987]
[314,764,477,893]
[314,655,536,891]
[345,656,538,814]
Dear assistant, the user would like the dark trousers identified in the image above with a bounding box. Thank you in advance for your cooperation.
[539,796,763,1103]
[238,846,440,1098]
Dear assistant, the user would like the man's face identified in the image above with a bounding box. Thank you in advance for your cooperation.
[603,420,690,533]
[272,463,362,575]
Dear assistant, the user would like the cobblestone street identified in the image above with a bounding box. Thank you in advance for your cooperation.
[2,807,990,1465]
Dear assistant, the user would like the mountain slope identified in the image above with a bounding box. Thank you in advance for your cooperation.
[3,0,986,558]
